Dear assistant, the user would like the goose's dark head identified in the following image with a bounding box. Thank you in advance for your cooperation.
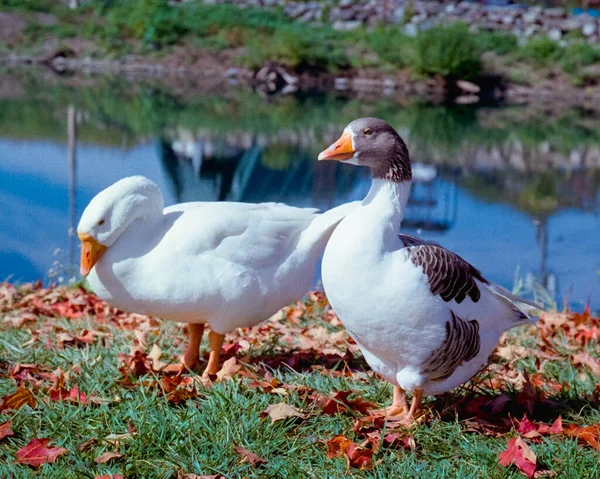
[318,117,412,182]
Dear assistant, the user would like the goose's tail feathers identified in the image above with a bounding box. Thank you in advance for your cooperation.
[489,283,544,326]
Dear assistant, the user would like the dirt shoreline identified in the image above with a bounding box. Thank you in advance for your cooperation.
[3,50,600,110]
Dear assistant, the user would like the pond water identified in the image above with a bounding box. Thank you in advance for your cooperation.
[0,69,598,311]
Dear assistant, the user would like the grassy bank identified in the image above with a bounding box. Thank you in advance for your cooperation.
[2,0,600,87]
[1,282,600,477]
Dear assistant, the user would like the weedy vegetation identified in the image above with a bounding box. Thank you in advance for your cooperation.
[2,0,600,86]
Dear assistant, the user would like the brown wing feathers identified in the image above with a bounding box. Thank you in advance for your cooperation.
[406,245,488,304]
[422,311,481,382]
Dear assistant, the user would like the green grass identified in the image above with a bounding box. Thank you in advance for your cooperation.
[1,284,600,478]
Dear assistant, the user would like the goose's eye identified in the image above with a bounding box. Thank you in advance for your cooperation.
[98,219,105,226]
[363,128,373,136]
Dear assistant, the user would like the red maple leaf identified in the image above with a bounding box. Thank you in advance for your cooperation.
[0,421,14,441]
[48,386,88,405]
[498,437,537,478]
[14,438,68,468]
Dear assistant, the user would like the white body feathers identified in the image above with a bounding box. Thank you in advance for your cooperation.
[81,176,357,334]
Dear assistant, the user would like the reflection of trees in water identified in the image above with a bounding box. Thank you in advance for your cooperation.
[158,134,458,232]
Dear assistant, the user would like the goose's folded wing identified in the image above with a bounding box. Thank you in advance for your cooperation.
[167,202,317,268]
[403,243,488,304]
[422,311,480,382]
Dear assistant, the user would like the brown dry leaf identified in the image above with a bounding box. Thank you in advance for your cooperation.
[261,403,306,424]
[0,386,37,412]
[94,451,123,464]
[216,357,241,381]
[573,353,600,376]
[95,475,124,479]
[177,473,224,479]
[134,330,148,350]
[78,438,98,452]
[233,445,267,466]
[0,421,14,441]
[149,343,167,370]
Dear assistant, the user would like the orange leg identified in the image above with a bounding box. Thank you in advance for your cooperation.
[204,330,225,377]
[400,388,424,426]
[370,385,408,418]
[182,323,205,371]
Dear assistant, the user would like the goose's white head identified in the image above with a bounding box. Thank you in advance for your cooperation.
[318,117,412,182]
[77,176,164,277]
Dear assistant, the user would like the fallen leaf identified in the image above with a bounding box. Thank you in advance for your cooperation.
[498,437,537,478]
[48,386,88,404]
[149,343,167,370]
[95,475,124,479]
[78,438,98,452]
[14,438,68,468]
[233,445,266,466]
[537,417,563,435]
[0,421,14,441]
[321,390,375,415]
[94,451,123,464]
[0,386,37,412]
[573,353,600,376]
[564,423,600,450]
[216,357,241,381]
[177,473,224,479]
[118,350,152,376]
[261,403,306,424]
[326,434,373,470]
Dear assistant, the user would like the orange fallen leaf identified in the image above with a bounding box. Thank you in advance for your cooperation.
[498,437,537,478]
[564,423,600,450]
[0,386,37,412]
[94,451,123,464]
[233,445,266,466]
[260,403,306,424]
[326,434,373,470]
[14,438,68,468]
[0,421,14,441]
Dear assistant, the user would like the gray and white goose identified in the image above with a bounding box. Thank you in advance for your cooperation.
[319,118,542,423]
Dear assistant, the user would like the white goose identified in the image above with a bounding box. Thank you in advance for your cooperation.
[77,176,357,375]
[319,118,542,423]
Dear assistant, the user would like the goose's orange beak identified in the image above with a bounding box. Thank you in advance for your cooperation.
[78,233,107,277]
[318,131,354,161]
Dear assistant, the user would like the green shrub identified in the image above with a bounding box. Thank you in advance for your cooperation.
[366,27,413,68]
[476,31,519,56]
[243,25,348,71]
[127,0,187,48]
[413,23,482,79]
[518,36,562,65]
[560,41,600,74]
[0,0,55,12]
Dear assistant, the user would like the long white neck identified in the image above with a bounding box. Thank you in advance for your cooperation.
[362,178,412,232]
